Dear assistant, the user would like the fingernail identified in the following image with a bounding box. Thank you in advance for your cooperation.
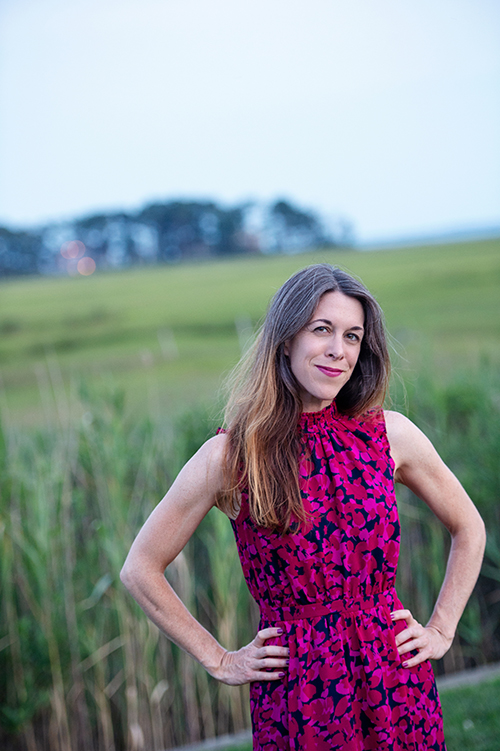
[285,659,289,664]
[277,628,283,635]
[402,661,409,668]
[390,612,396,620]
[278,672,285,677]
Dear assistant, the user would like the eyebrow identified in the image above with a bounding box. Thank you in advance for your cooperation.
[309,318,364,331]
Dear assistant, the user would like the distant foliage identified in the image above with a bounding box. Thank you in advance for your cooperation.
[0,198,351,277]
[0,228,43,276]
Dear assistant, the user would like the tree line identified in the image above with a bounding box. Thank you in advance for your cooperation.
[0,199,353,277]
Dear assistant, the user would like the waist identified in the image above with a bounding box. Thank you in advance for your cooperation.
[260,587,397,623]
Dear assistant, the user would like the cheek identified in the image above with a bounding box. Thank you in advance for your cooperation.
[349,350,362,369]
[287,350,306,382]
[285,338,304,365]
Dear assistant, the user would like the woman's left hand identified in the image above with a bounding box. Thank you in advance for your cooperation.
[391,609,453,668]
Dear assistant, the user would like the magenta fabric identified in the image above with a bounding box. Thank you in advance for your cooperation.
[229,402,446,750]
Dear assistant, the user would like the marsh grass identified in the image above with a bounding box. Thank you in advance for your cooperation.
[0,370,253,750]
[0,360,499,749]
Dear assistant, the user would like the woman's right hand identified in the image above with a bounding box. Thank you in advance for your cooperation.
[214,628,289,685]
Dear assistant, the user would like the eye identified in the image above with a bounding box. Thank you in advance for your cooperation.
[346,332,361,342]
[313,325,329,334]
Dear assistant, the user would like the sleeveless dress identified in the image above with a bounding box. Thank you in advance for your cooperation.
[229,402,446,750]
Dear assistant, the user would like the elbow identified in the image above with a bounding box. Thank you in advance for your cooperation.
[120,559,138,593]
[452,510,486,555]
[479,515,487,554]
[120,563,130,590]
[476,517,487,568]
[473,506,487,552]
[120,554,162,598]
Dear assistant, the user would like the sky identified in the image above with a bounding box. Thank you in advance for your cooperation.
[0,0,499,243]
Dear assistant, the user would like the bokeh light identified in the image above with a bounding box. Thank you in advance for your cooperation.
[77,257,96,275]
[61,240,85,259]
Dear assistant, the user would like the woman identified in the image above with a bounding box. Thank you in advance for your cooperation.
[121,264,485,750]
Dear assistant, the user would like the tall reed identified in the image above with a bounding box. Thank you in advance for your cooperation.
[0,372,252,750]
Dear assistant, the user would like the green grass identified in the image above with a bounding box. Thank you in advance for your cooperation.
[1,237,499,423]
[440,677,500,750]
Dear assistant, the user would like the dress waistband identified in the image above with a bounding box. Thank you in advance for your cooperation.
[259,587,396,623]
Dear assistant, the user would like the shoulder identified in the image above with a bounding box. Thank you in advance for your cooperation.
[383,409,416,440]
[198,431,228,464]
[383,409,427,445]
[206,432,228,483]
[171,432,228,500]
[383,410,440,480]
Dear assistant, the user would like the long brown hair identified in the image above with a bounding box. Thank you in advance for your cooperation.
[217,264,391,532]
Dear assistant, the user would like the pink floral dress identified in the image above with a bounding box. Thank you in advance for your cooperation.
[229,402,446,750]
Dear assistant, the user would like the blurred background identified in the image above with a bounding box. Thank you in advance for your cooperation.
[0,1,499,750]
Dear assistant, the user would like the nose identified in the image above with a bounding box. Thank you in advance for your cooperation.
[326,335,345,360]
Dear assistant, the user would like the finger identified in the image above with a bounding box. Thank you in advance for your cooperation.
[253,657,289,669]
[249,670,286,682]
[394,625,424,647]
[254,627,283,646]
[256,645,289,658]
[402,651,430,669]
[398,638,426,656]
[390,609,415,623]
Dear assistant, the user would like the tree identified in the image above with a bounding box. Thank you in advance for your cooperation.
[267,199,331,253]
[0,228,41,276]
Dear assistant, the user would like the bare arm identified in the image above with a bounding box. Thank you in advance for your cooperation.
[385,410,486,667]
[120,433,288,684]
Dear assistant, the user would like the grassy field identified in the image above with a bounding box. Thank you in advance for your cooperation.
[440,676,500,750]
[0,237,499,423]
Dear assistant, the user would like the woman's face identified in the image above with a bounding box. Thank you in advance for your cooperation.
[284,290,365,413]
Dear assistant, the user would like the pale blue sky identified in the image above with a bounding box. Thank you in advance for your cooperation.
[1,0,499,242]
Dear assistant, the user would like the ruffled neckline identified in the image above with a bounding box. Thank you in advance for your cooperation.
[298,400,340,431]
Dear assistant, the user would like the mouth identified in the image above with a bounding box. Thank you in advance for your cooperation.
[315,365,346,377]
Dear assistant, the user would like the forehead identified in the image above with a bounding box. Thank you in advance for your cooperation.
[311,290,365,323]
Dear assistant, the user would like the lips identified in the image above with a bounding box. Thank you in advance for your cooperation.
[315,365,345,377]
